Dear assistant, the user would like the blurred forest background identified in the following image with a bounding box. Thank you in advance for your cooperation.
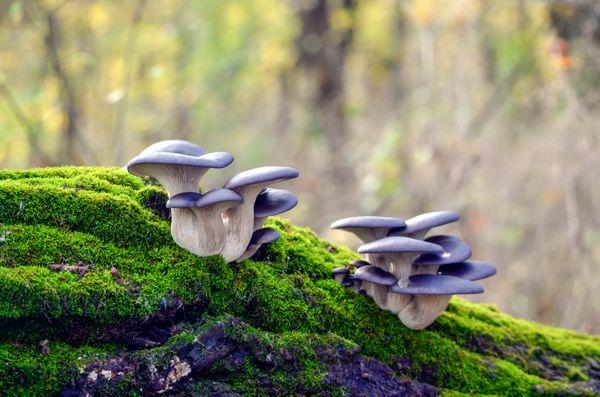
[0,0,599,333]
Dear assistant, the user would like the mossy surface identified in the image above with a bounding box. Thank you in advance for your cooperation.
[0,167,598,396]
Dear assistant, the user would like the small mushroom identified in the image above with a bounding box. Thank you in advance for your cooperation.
[330,216,407,242]
[412,235,472,275]
[127,151,234,197]
[253,188,298,230]
[236,227,280,262]
[167,189,243,256]
[389,211,459,239]
[438,260,497,281]
[332,267,350,283]
[221,166,299,262]
[353,265,398,309]
[139,139,207,156]
[358,236,443,279]
[393,274,483,330]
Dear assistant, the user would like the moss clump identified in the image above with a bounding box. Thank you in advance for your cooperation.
[0,167,598,396]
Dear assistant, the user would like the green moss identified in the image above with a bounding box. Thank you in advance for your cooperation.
[0,167,598,396]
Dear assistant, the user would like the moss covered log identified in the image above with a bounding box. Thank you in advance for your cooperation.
[0,167,598,396]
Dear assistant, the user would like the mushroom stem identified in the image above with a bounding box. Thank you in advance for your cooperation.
[171,206,228,256]
[221,185,264,262]
[142,165,208,197]
[351,279,362,294]
[398,295,451,330]
[412,263,439,275]
[253,217,266,231]
[361,282,389,309]
[386,292,413,315]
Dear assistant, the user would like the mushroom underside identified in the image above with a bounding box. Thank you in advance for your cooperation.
[398,294,452,330]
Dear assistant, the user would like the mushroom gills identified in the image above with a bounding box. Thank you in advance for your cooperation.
[398,294,452,330]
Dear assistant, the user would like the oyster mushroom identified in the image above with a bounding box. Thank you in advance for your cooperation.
[389,211,459,239]
[438,260,497,281]
[253,188,298,230]
[412,235,472,275]
[236,227,280,262]
[358,237,443,278]
[394,274,483,330]
[221,166,299,262]
[353,265,398,309]
[167,189,243,256]
[127,150,234,197]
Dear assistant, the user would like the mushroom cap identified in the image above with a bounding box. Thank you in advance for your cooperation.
[358,236,443,255]
[413,237,472,266]
[332,267,350,275]
[249,227,280,245]
[224,166,299,190]
[349,260,370,268]
[389,211,459,236]
[166,189,242,209]
[127,151,234,177]
[353,265,398,286]
[166,192,203,208]
[195,188,243,209]
[254,188,298,218]
[140,140,206,157]
[330,216,406,231]
[438,261,497,281]
[390,274,483,295]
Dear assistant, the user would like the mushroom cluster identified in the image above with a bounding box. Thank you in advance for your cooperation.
[126,140,298,262]
[330,212,496,330]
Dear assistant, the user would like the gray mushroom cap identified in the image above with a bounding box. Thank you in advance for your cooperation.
[353,265,398,286]
[358,236,443,255]
[330,216,406,242]
[413,237,472,266]
[127,151,234,177]
[249,227,280,245]
[438,261,497,281]
[224,166,299,190]
[389,211,459,236]
[166,189,243,209]
[140,140,206,157]
[390,274,483,295]
[349,260,370,268]
[166,192,203,208]
[330,216,406,232]
[254,188,298,218]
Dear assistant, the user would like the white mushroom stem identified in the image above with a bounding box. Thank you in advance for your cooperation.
[412,264,439,275]
[171,201,236,256]
[135,164,208,197]
[221,185,266,262]
[351,280,362,294]
[361,281,389,309]
[385,292,413,315]
[368,253,422,280]
[398,294,452,330]
[253,217,266,232]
